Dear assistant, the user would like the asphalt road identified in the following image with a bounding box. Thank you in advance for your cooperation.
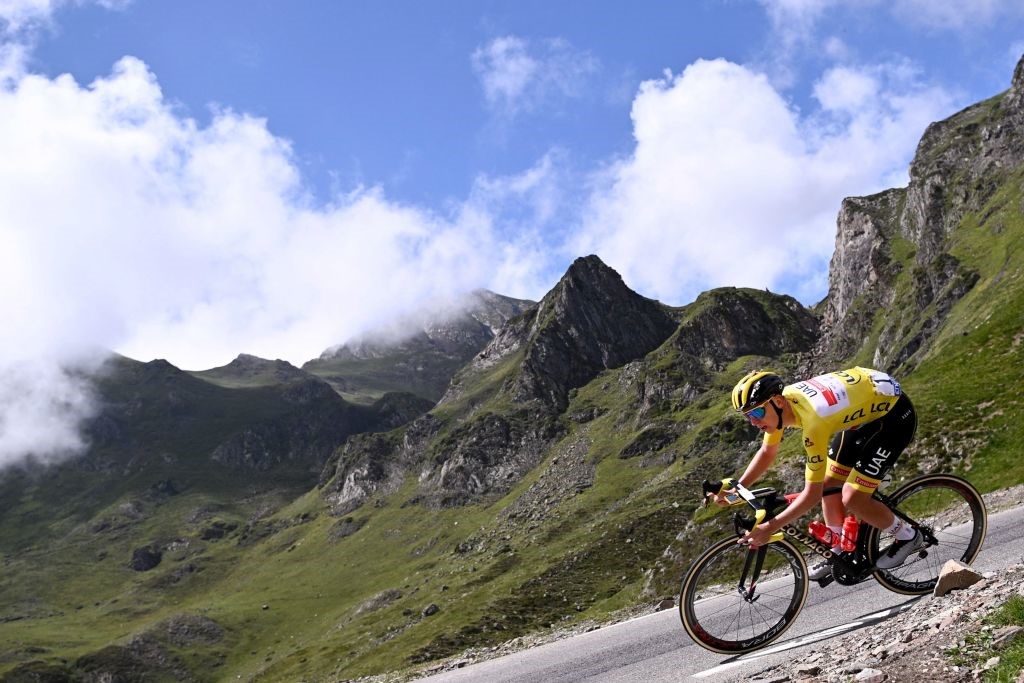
[419,504,1022,682]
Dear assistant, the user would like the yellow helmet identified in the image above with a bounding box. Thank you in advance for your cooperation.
[731,371,784,413]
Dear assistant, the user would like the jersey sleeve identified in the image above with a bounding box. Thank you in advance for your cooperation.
[762,430,783,447]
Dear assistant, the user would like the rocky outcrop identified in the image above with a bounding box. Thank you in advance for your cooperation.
[366,392,437,432]
[509,256,678,411]
[319,414,443,515]
[418,410,564,507]
[812,189,907,369]
[608,289,817,426]
[129,545,162,571]
[446,256,678,412]
[813,56,1024,371]
[321,257,679,513]
[210,378,372,473]
[672,287,818,366]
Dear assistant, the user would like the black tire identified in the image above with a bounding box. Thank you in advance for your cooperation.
[868,474,987,595]
[679,536,808,654]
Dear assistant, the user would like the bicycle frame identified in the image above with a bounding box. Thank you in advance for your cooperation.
[708,478,933,588]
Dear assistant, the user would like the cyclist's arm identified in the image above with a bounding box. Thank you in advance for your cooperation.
[738,442,779,488]
[712,442,779,506]
[763,479,823,531]
[741,479,824,545]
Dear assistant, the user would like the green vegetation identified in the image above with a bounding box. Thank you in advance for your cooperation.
[4,90,1024,682]
[946,595,1024,681]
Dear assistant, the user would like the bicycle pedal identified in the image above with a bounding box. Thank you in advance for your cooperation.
[815,576,834,588]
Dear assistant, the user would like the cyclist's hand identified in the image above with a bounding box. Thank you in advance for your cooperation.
[711,492,728,507]
[739,522,773,548]
[705,489,736,507]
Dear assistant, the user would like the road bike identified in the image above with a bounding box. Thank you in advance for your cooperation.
[678,474,987,654]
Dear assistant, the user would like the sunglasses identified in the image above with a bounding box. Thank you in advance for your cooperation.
[744,401,770,420]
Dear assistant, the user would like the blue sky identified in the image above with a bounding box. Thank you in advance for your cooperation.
[1,0,1024,465]
[25,2,1021,212]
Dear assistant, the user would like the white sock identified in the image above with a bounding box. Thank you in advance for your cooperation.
[885,517,916,541]
[828,525,843,552]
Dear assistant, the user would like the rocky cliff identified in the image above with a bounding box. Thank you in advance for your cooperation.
[814,57,1024,372]
[443,256,679,411]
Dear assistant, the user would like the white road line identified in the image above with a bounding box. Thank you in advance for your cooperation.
[691,601,918,678]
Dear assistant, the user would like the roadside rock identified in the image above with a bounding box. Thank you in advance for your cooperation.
[933,559,984,597]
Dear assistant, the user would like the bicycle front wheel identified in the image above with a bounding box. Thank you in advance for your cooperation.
[679,536,808,654]
[869,473,987,595]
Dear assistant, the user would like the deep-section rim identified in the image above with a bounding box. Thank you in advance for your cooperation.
[679,535,808,654]
[868,473,987,595]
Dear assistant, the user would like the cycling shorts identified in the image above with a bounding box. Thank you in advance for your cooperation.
[824,393,917,493]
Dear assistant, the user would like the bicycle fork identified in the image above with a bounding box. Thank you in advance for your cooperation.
[737,546,768,603]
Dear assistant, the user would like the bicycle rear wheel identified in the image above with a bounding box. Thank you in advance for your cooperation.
[869,473,987,595]
[679,536,808,654]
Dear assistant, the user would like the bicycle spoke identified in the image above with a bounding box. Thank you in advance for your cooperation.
[871,474,986,595]
[681,537,807,652]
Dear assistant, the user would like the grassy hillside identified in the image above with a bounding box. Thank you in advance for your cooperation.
[4,99,1024,683]
[898,167,1024,490]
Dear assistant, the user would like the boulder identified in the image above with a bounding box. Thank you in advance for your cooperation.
[933,560,983,597]
[129,546,162,572]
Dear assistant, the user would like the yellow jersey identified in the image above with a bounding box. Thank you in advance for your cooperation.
[763,367,902,482]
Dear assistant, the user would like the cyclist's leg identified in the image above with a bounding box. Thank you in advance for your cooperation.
[834,394,917,529]
[822,437,852,528]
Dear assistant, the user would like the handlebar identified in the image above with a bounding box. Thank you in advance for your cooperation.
[703,478,785,544]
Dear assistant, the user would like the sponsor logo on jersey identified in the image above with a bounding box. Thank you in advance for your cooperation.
[807,378,838,406]
[855,476,879,490]
[804,437,814,448]
[869,370,902,396]
[842,408,866,424]
[834,370,862,385]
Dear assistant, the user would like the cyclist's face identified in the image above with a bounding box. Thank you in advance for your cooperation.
[746,398,776,431]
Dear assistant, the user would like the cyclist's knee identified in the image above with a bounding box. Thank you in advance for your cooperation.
[841,483,876,512]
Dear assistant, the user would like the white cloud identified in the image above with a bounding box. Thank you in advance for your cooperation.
[571,58,957,307]
[757,0,838,50]
[0,0,57,32]
[760,0,1022,48]
[472,35,598,117]
[0,56,552,369]
[0,0,127,34]
[0,54,565,467]
[813,65,879,112]
[891,0,1017,31]
[0,356,102,469]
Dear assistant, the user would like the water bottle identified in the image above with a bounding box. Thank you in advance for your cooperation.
[840,515,859,552]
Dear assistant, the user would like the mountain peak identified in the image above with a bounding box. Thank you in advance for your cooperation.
[191,354,308,388]
[472,255,677,411]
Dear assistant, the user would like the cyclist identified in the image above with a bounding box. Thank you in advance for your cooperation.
[713,368,922,580]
